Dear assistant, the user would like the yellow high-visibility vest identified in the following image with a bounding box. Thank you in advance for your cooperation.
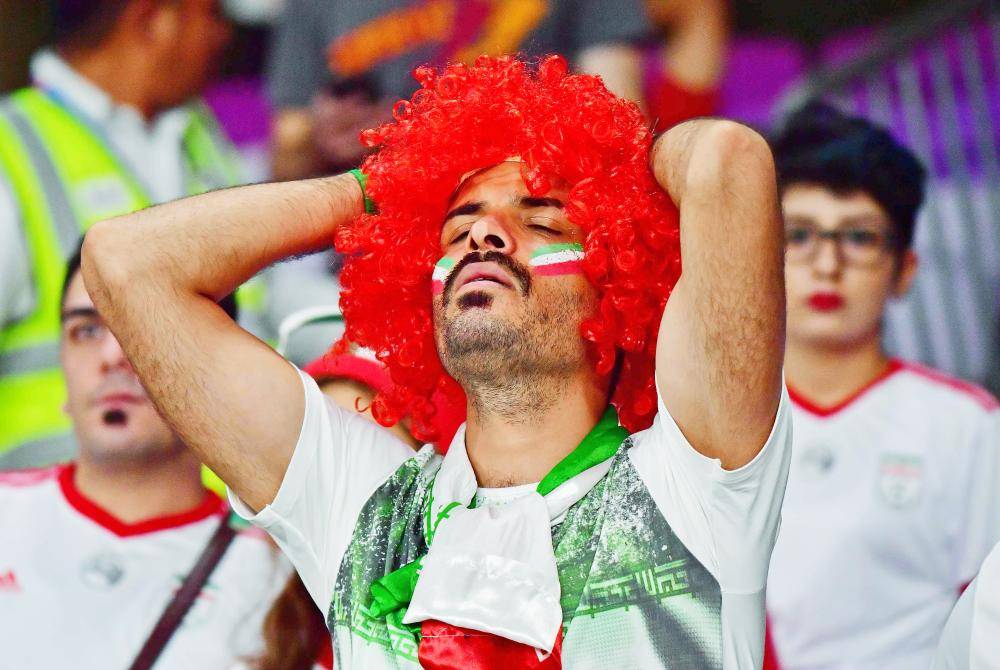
[0,87,260,471]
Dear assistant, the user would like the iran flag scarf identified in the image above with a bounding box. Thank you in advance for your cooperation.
[367,407,628,669]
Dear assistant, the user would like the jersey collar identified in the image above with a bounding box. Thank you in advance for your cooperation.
[788,359,903,418]
[58,463,225,537]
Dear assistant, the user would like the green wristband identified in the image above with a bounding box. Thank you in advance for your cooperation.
[349,169,376,214]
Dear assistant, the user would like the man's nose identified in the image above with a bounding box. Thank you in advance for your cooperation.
[99,332,133,373]
[467,215,515,254]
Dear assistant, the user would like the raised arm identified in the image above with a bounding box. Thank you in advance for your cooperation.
[82,175,363,509]
[651,119,785,469]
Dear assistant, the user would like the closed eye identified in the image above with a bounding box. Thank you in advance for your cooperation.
[526,216,562,236]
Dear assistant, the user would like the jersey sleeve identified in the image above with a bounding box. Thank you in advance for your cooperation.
[955,407,1000,585]
[932,577,976,670]
[628,382,793,594]
[228,367,415,612]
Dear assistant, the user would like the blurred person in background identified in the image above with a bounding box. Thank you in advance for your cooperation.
[643,0,727,133]
[765,102,1000,670]
[267,0,653,181]
[0,245,288,669]
[0,0,274,469]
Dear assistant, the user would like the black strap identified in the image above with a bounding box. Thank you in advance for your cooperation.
[128,513,237,670]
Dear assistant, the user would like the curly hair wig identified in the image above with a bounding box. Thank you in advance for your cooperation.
[335,54,682,442]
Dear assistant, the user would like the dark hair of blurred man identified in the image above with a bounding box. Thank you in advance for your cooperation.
[52,0,231,116]
[0,245,286,669]
[766,102,1000,670]
[0,0,256,469]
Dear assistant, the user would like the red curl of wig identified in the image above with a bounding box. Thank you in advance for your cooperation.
[335,54,682,442]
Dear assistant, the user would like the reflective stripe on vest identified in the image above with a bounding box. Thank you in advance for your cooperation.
[0,88,244,460]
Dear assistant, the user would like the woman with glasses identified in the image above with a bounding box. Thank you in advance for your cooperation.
[764,103,1000,670]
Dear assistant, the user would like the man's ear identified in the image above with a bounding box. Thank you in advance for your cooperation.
[892,249,918,298]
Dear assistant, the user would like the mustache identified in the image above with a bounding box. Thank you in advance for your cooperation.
[441,250,533,304]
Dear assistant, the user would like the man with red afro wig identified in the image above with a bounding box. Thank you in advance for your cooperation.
[84,54,790,669]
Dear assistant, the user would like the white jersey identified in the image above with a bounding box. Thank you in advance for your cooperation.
[768,360,1000,670]
[231,367,793,669]
[0,464,290,670]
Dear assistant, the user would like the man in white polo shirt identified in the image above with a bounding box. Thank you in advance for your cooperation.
[0,246,288,669]
[765,103,1000,670]
[82,55,791,668]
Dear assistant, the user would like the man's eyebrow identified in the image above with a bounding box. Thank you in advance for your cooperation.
[519,197,564,210]
[61,307,99,322]
[444,202,484,222]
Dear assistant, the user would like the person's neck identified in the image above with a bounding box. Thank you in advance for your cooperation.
[785,333,893,409]
[73,452,207,525]
[60,44,158,120]
[463,369,607,488]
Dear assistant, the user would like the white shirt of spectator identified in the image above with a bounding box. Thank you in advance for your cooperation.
[768,359,1000,670]
[230,366,793,669]
[0,464,289,669]
[934,540,1000,669]
[0,50,198,330]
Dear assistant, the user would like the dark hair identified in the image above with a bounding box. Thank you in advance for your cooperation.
[51,0,132,49]
[62,238,238,321]
[252,574,328,670]
[770,101,926,251]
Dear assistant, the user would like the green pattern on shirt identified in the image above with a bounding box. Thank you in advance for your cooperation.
[328,441,723,669]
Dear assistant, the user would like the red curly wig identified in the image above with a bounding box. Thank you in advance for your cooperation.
[335,54,682,442]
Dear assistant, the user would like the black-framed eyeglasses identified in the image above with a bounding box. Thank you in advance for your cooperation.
[784,223,896,267]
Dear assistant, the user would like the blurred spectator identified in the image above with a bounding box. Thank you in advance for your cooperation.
[267,0,652,180]
[0,245,288,669]
[766,103,1000,670]
[643,0,726,132]
[0,0,271,468]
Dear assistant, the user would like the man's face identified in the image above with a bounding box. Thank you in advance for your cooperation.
[154,0,232,106]
[782,184,916,350]
[60,272,182,463]
[433,162,600,387]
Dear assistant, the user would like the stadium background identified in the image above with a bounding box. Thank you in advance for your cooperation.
[6,0,992,393]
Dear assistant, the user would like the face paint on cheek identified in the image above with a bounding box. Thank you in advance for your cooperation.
[432,256,456,295]
[530,243,585,276]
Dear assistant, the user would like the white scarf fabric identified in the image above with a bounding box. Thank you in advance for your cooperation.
[402,424,617,652]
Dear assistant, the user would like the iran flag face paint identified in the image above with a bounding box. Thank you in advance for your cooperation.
[432,257,456,296]
[530,243,584,276]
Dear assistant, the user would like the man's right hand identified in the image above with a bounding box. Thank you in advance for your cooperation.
[82,175,364,511]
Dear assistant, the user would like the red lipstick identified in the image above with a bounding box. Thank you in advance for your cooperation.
[808,293,844,311]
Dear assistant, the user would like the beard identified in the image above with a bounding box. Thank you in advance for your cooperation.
[437,279,594,398]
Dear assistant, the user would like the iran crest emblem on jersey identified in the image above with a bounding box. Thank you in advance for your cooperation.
[877,453,924,509]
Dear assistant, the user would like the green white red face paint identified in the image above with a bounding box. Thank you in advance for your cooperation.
[529,243,585,276]
[432,243,584,296]
[432,256,456,295]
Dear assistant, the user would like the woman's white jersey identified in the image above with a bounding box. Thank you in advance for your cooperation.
[768,360,1000,670]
